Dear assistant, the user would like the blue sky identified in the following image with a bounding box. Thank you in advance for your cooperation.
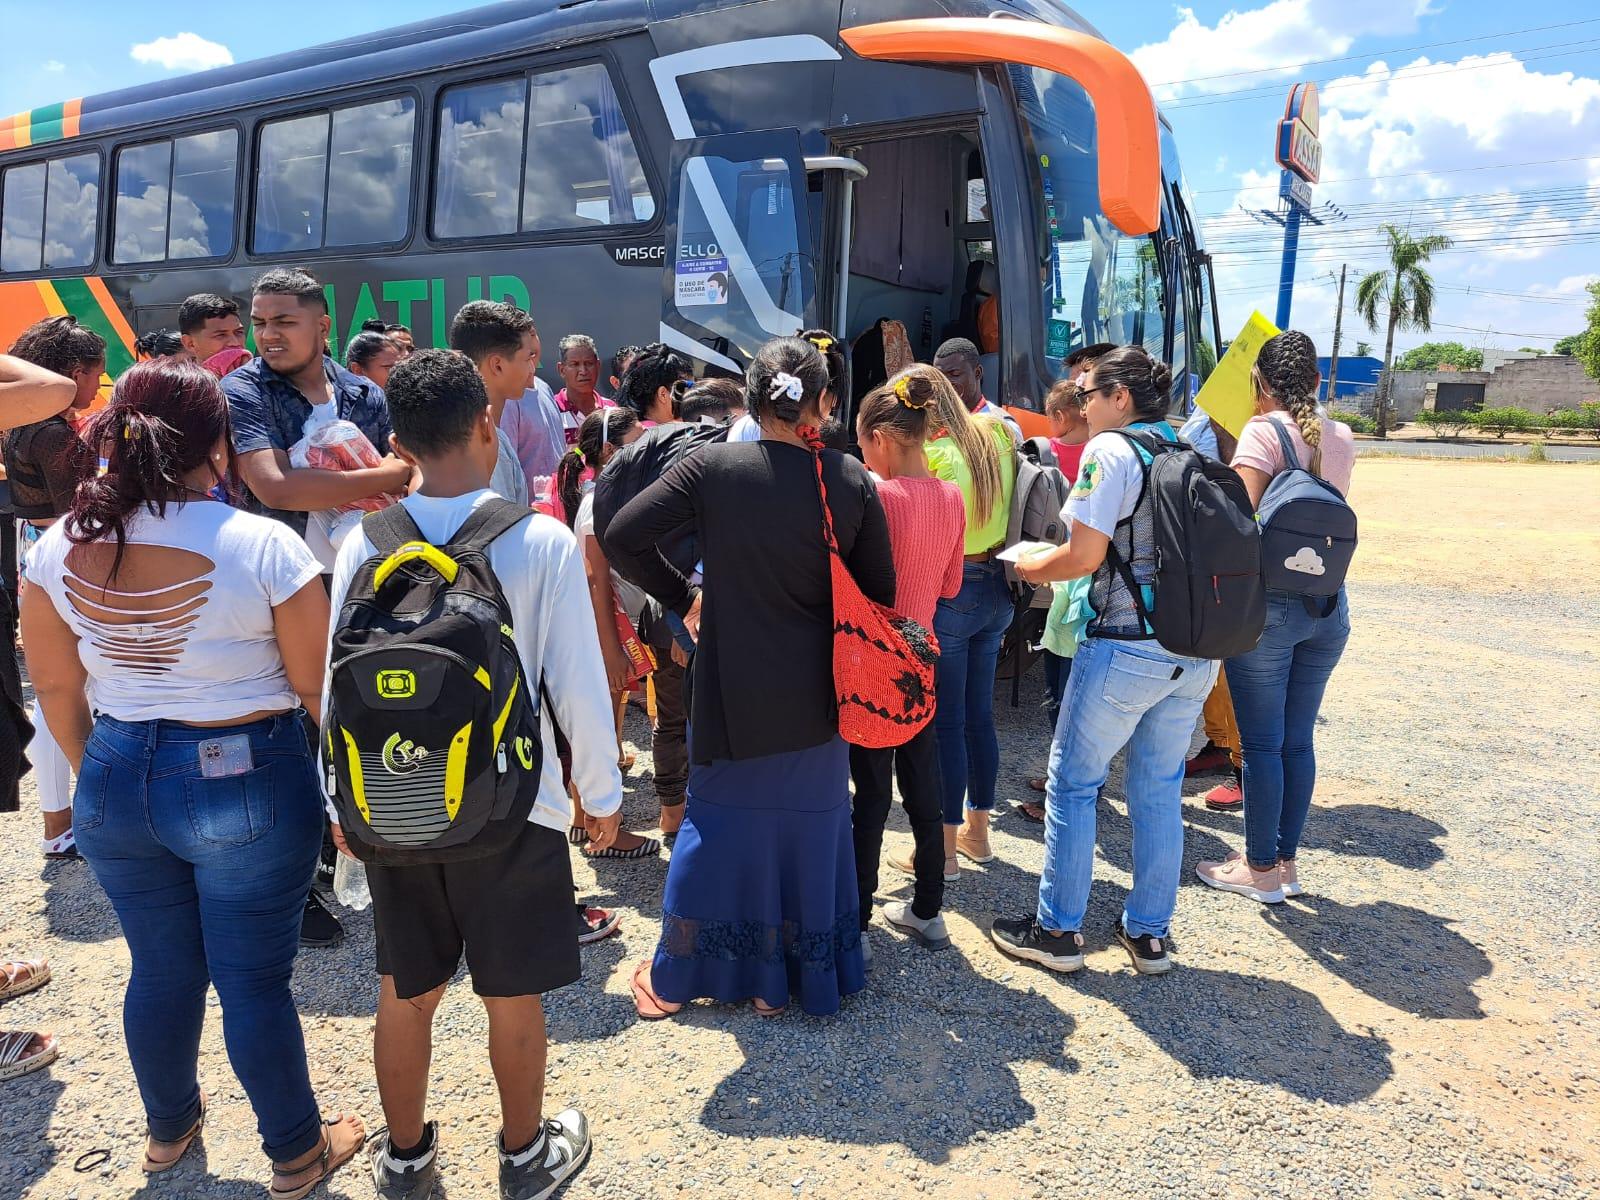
[5,0,1597,356]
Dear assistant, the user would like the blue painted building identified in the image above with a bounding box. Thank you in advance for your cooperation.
[1318,356,1382,406]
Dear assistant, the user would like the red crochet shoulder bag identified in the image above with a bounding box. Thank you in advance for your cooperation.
[803,429,938,749]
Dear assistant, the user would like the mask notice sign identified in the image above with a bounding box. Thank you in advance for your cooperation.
[676,255,731,307]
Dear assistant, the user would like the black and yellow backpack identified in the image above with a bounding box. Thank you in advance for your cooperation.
[323,499,543,864]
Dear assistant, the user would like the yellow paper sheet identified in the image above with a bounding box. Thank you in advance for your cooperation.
[1193,311,1281,437]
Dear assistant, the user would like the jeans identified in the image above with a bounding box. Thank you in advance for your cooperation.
[1043,650,1072,724]
[653,653,689,809]
[849,722,944,925]
[1225,589,1351,869]
[73,712,325,1161]
[933,561,1015,826]
[1039,636,1217,938]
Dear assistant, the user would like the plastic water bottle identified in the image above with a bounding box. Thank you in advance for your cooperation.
[333,854,371,912]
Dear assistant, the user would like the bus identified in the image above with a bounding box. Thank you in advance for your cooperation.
[0,0,1222,414]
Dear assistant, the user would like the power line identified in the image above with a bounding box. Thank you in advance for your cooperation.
[1191,154,1600,195]
[1148,17,1600,87]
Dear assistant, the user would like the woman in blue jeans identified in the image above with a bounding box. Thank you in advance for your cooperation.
[919,367,1015,879]
[20,360,366,1197]
[997,346,1216,976]
[1197,331,1356,904]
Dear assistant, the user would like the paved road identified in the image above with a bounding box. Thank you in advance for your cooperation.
[1358,439,1600,461]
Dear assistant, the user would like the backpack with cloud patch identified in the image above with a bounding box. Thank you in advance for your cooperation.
[322,499,545,865]
[1107,428,1265,660]
[1254,417,1358,612]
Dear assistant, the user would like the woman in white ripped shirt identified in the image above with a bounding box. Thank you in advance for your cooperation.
[1001,346,1219,977]
[20,361,365,1197]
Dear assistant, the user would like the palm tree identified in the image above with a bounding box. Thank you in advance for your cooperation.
[1356,224,1453,437]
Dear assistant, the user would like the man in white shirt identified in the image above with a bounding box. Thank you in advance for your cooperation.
[327,349,618,1200]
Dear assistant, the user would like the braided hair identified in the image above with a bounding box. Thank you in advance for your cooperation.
[1254,331,1324,476]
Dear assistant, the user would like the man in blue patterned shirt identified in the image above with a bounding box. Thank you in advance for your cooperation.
[223,268,412,544]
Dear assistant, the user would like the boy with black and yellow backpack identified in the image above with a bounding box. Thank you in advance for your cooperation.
[322,350,620,1200]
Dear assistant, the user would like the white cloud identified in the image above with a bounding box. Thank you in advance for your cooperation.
[1132,0,1434,100]
[130,33,233,73]
[1193,31,1600,352]
[42,60,65,73]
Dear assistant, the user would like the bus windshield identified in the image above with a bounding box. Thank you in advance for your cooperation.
[1013,66,1166,381]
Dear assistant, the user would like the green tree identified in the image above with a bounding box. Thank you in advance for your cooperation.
[1396,341,1483,371]
[1554,333,1585,356]
[1356,224,1454,437]
[1574,281,1600,383]
[1354,341,1373,357]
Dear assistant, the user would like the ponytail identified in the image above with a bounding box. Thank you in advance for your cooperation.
[556,406,641,529]
[923,366,1005,525]
[69,360,233,580]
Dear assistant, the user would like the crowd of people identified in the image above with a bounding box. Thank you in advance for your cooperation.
[0,266,1356,1200]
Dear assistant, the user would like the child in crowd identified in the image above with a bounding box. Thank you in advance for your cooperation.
[328,350,621,1200]
[1044,376,1090,481]
[555,407,661,859]
[852,367,965,952]
[1021,378,1091,817]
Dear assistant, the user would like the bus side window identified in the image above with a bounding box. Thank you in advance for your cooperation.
[521,64,653,231]
[434,77,525,239]
[433,63,652,241]
[255,98,414,254]
[0,152,98,274]
[1,162,47,273]
[114,131,238,265]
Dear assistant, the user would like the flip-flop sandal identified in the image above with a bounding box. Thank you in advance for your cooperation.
[1017,802,1047,823]
[568,826,590,846]
[0,959,51,1002]
[1026,777,1048,793]
[751,999,787,1018]
[270,1113,365,1200]
[586,836,661,861]
[143,1095,206,1173]
[0,1030,57,1082]
[630,963,679,1020]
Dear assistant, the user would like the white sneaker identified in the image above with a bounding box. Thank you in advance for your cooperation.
[882,901,951,951]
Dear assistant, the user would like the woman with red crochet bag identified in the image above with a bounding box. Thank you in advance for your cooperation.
[607,338,895,1018]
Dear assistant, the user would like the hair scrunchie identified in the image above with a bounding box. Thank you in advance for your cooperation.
[893,376,928,410]
[769,372,805,403]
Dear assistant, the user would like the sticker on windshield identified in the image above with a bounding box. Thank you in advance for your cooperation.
[677,255,731,307]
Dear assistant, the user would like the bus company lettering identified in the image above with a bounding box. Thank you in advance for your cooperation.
[323,274,534,355]
[609,243,666,267]
[678,243,721,259]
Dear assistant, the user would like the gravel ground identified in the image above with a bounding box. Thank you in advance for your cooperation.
[3,458,1597,1199]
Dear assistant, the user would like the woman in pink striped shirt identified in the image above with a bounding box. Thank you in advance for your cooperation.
[850,366,967,955]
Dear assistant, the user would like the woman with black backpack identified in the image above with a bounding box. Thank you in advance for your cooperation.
[996,346,1219,977]
[1196,331,1356,905]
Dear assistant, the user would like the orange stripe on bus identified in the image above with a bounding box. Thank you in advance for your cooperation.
[62,98,82,139]
[0,112,27,151]
[83,276,137,354]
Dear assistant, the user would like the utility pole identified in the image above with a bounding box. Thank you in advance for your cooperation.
[1326,263,1347,408]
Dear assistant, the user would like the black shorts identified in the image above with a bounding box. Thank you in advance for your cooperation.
[367,821,580,1000]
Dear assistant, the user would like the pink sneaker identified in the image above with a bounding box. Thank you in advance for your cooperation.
[1278,859,1303,898]
[1195,853,1284,904]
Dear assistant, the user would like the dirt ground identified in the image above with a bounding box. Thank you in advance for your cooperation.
[3,458,1598,1199]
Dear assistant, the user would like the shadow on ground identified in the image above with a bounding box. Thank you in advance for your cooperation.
[1264,897,1489,1019]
